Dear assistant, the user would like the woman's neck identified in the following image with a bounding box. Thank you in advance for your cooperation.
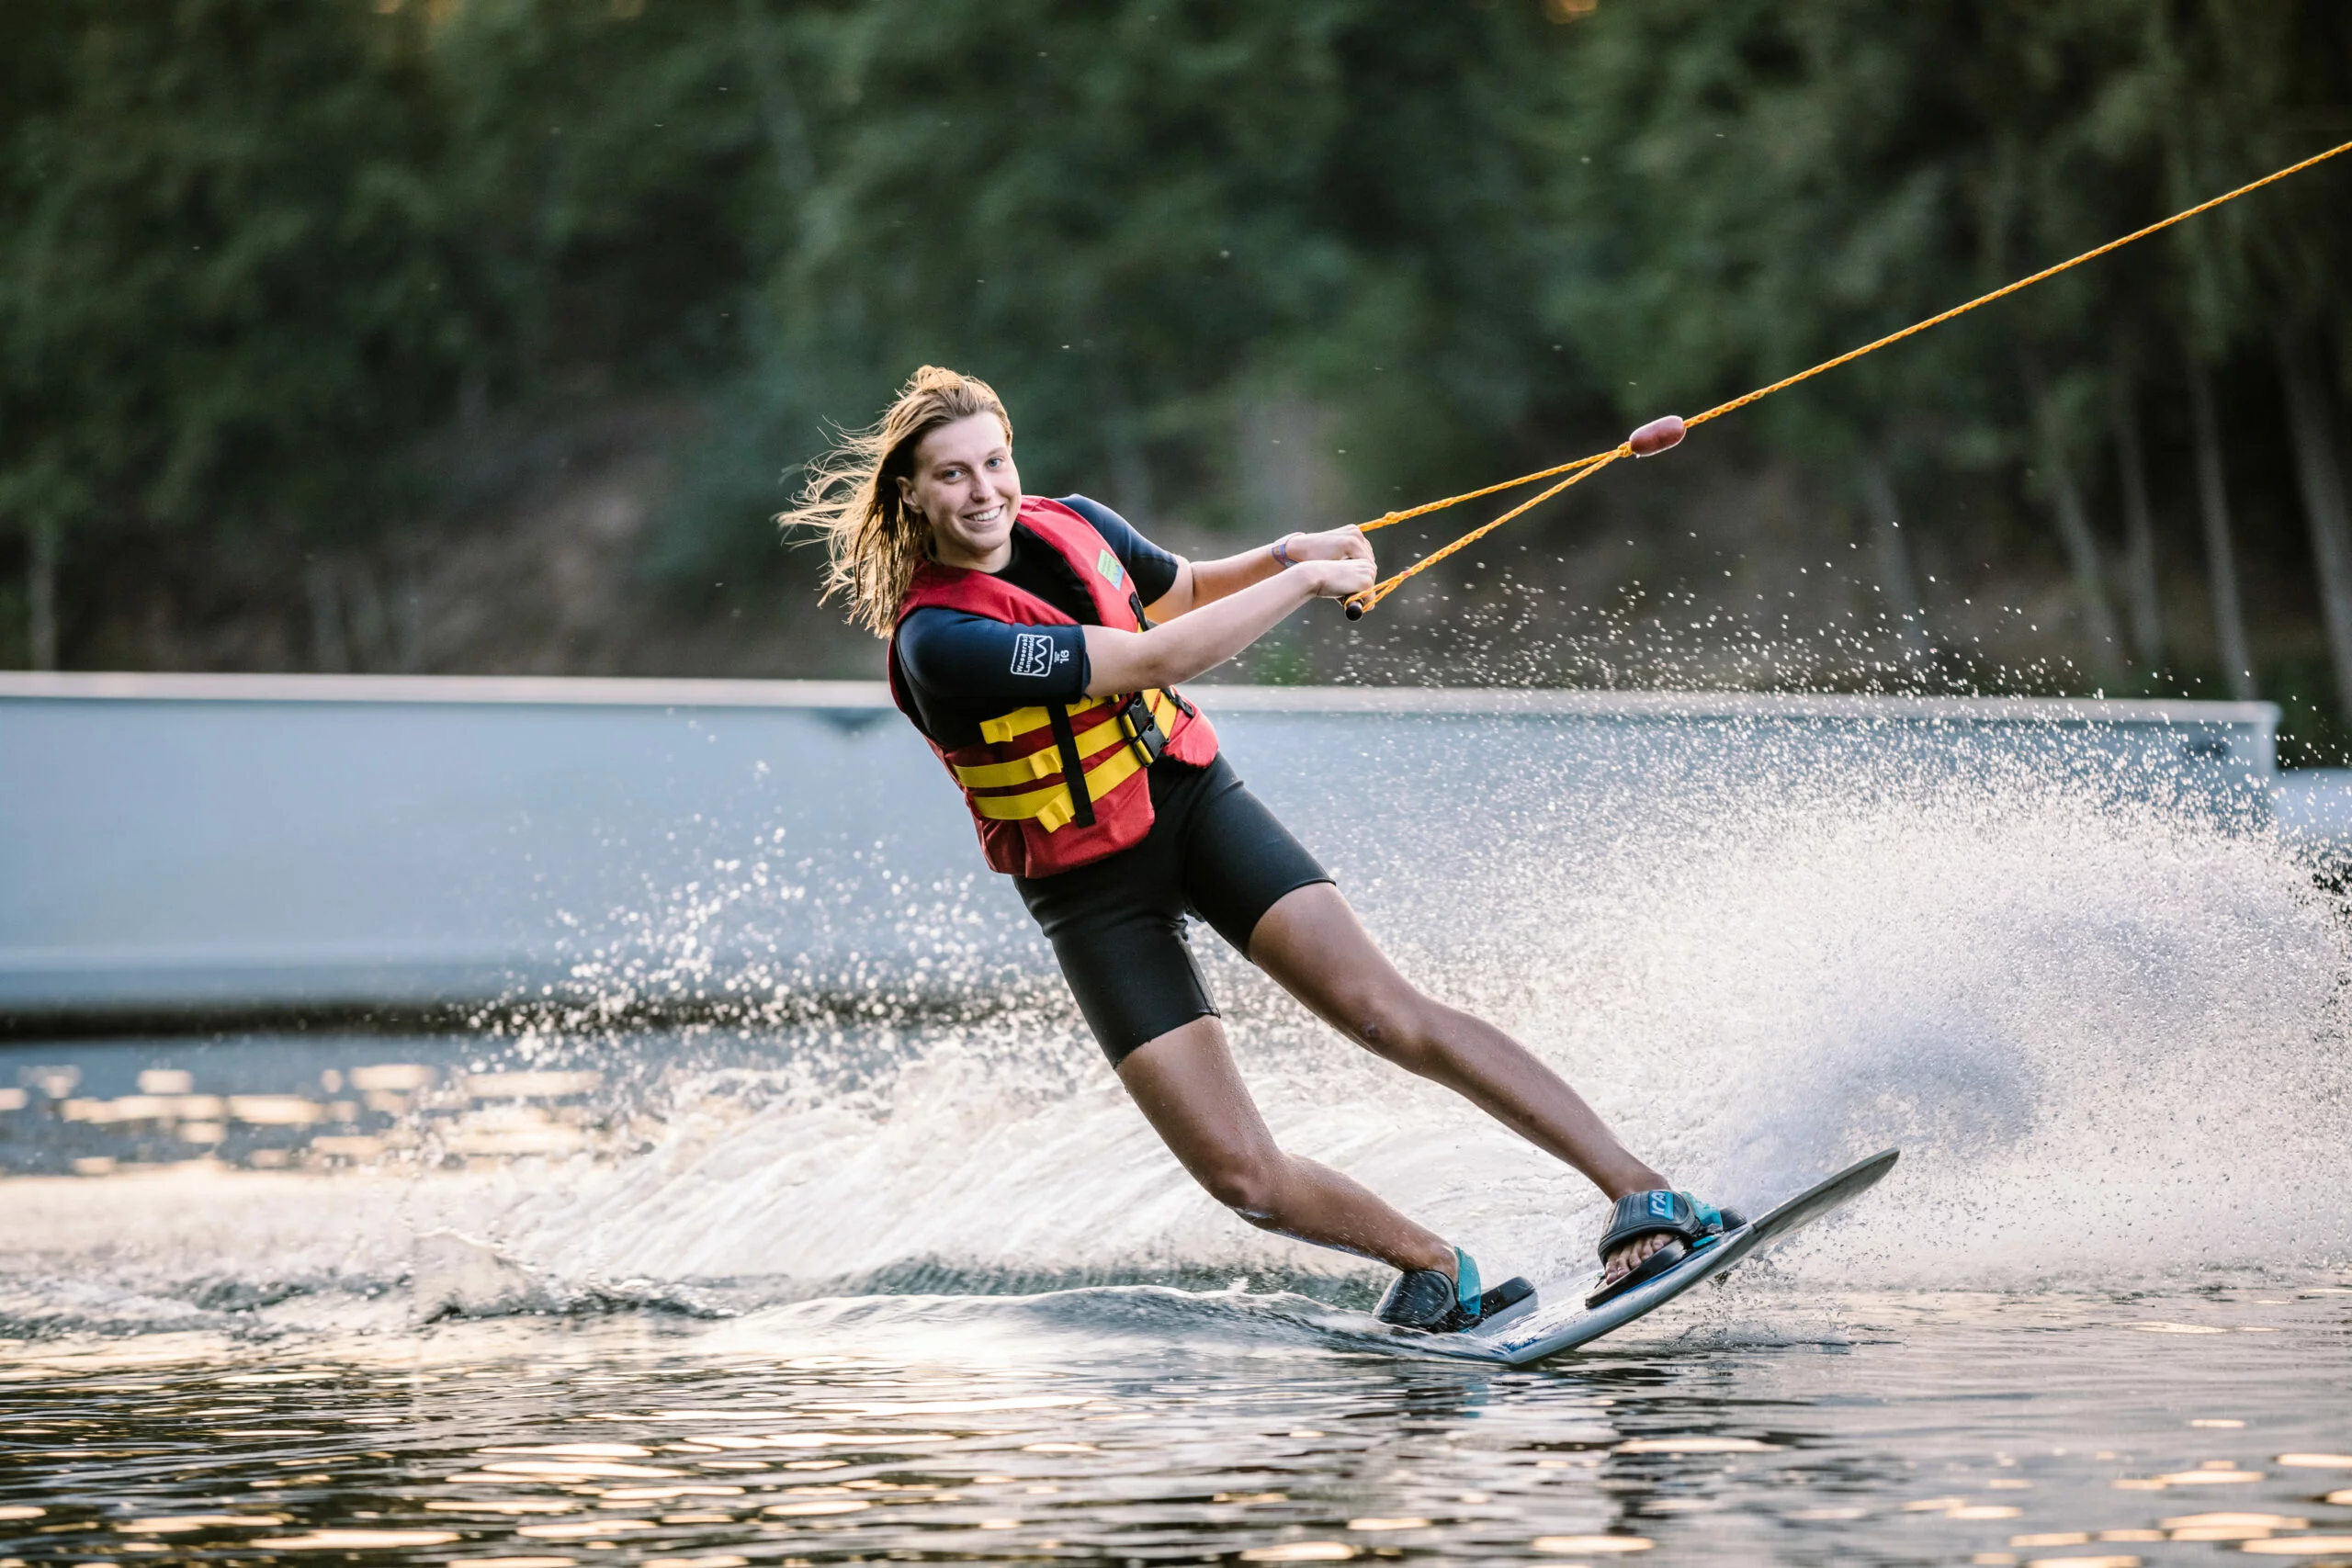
[930,527,1015,574]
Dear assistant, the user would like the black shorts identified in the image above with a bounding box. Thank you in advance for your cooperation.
[1015,754,1332,1067]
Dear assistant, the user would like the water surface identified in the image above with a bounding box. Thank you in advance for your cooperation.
[6,1274,2352,1565]
[7,732,2352,1563]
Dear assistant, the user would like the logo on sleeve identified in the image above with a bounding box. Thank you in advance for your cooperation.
[1010,631,1063,678]
[1095,548,1124,586]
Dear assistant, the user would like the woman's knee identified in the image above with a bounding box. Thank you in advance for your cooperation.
[1343,986,1446,1071]
[1198,1148,1286,1224]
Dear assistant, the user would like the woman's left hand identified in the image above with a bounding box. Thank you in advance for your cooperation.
[1280,525,1374,570]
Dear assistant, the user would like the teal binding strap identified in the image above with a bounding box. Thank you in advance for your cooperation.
[1452,1247,1482,1313]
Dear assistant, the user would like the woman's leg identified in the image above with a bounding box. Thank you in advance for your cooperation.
[1245,882,1676,1280]
[1116,1013,1454,1276]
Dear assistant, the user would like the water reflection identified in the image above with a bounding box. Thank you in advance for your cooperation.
[6,998,2352,1567]
[3,1287,2349,1565]
[5,1044,615,1176]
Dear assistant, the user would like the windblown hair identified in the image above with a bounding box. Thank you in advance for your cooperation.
[782,366,1013,637]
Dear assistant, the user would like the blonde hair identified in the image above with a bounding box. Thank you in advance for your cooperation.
[782,365,1013,636]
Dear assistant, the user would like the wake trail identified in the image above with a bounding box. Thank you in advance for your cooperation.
[7,719,2348,1341]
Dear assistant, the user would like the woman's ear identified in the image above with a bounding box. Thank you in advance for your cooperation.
[895,472,918,517]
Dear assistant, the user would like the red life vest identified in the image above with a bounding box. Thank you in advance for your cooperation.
[888,496,1220,877]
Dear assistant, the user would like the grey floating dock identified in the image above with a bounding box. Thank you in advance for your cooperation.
[0,673,2281,1032]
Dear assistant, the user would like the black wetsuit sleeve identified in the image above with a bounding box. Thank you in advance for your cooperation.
[1057,494,1182,606]
[897,607,1091,712]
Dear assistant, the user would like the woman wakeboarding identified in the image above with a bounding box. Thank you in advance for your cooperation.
[792,365,1739,1329]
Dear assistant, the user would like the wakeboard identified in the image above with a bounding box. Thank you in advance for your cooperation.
[1398,1146,1899,1365]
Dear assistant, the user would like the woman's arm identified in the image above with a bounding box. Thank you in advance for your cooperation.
[1085,554,1373,696]
[1144,525,1374,620]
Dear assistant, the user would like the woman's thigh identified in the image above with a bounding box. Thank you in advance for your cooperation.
[1114,1015,1282,1183]
[1245,881,1421,1041]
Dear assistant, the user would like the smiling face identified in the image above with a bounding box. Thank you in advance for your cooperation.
[899,412,1023,572]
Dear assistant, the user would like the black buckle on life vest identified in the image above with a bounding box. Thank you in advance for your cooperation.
[1120,692,1167,766]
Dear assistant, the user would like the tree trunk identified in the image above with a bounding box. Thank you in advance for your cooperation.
[28,517,58,672]
[396,547,424,674]
[2111,378,2163,666]
[1102,375,1156,525]
[733,0,816,196]
[2186,361,2256,701]
[2276,328,2352,715]
[1106,415,1155,526]
[346,559,393,673]
[1857,457,1924,644]
[306,558,350,673]
[2028,381,2125,680]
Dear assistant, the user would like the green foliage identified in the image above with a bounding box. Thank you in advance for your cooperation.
[0,0,777,573]
[808,2,1351,471]
[662,0,1601,587]
[1537,0,2352,467]
[0,0,459,546]
[427,0,773,391]
[3,0,2348,688]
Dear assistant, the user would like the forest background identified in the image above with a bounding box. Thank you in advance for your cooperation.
[5,0,2351,756]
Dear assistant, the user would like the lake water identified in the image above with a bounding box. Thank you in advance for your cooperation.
[4,1272,2351,1567]
[6,716,2352,1564]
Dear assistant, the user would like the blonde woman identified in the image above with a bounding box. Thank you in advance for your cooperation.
[794,366,1738,1330]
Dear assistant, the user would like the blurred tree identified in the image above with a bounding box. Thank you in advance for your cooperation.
[0,0,469,666]
[3,0,2346,702]
[428,0,773,398]
[1532,0,2351,691]
[0,0,785,668]
[657,0,1599,592]
[2157,0,2352,706]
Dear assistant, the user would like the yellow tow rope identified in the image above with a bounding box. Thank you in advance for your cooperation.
[1343,137,2352,620]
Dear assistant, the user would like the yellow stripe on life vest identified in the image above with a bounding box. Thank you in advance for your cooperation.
[951,712,1133,789]
[968,739,1148,831]
[979,705,1056,745]
[978,689,1179,749]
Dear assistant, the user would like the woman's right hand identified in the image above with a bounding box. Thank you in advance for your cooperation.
[1296,556,1375,600]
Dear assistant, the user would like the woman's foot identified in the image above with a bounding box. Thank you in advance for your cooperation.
[1589,1190,1746,1305]
[1600,1230,1676,1285]
[1376,1246,1535,1333]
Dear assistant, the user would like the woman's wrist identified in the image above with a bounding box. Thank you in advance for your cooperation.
[1260,557,1317,602]
[1270,531,1305,568]
[1288,558,1344,600]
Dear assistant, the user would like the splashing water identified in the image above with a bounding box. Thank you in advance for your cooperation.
[7,710,2342,1344]
[489,748,2350,1309]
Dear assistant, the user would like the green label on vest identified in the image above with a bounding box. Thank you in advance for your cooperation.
[1096,548,1123,586]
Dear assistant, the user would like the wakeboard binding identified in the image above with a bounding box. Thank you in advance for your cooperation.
[1376,1246,1535,1334]
[1585,1190,1747,1309]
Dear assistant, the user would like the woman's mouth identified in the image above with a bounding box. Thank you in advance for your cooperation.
[963,504,1005,525]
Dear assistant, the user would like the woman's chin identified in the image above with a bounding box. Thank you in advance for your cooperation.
[957,524,1016,556]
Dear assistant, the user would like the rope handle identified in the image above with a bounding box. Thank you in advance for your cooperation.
[1341,137,2352,621]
